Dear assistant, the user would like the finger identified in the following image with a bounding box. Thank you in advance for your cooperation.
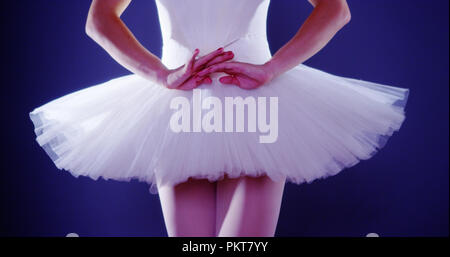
[235,76,260,89]
[233,76,241,86]
[178,77,199,90]
[202,76,213,85]
[178,74,211,90]
[166,83,180,89]
[194,75,213,86]
[203,51,234,67]
[187,49,200,72]
[165,77,183,89]
[193,47,224,71]
[219,76,234,85]
[219,75,241,86]
[197,62,240,76]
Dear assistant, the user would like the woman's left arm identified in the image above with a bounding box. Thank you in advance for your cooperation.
[266,0,351,78]
[199,0,351,89]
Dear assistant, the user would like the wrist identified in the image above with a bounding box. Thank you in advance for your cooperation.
[155,67,170,87]
[262,59,279,82]
[137,60,170,87]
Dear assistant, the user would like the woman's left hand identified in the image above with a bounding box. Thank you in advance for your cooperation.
[197,62,274,90]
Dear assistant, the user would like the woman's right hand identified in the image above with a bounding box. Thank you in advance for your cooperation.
[162,48,234,90]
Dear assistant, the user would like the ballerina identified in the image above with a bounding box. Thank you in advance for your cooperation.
[30,0,409,237]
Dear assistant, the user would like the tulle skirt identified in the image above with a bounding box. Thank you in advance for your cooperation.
[29,64,409,194]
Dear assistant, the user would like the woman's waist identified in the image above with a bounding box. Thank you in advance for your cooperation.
[161,34,272,69]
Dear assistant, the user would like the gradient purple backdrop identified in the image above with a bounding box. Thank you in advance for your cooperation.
[1,0,448,236]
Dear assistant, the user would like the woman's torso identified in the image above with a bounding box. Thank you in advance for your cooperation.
[155,0,272,69]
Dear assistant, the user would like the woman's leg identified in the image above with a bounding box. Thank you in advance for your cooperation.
[158,177,217,237]
[216,174,286,237]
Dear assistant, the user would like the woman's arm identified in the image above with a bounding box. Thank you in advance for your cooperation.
[86,0,234,89]
[199,0,351,89]
[86,0,168,84]
[264,0,351,78]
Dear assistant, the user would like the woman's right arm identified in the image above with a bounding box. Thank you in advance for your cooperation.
[86,0,234,89]
[86,0,169,84]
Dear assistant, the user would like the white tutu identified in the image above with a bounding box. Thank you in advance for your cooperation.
[29,0,409,194]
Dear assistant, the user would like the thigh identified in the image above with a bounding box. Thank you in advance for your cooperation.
[158,177,217,237]
[216,174,286,237]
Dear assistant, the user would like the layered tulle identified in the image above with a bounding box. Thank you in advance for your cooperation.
[30,63,409,194]
[30,0,409,194]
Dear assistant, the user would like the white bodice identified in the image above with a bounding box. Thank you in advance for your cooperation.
[155,0,272,68]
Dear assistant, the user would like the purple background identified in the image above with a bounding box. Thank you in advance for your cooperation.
[1,0,448,236]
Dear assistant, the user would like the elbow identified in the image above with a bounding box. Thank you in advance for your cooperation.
[314,0,351,27]
[336,2,351,27]
[85,12,100,40]
[341,6,351,26]
[85,16,96,39]
[85,9,115,41]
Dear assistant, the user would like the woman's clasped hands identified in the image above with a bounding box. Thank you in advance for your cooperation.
[162,47,274,90]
